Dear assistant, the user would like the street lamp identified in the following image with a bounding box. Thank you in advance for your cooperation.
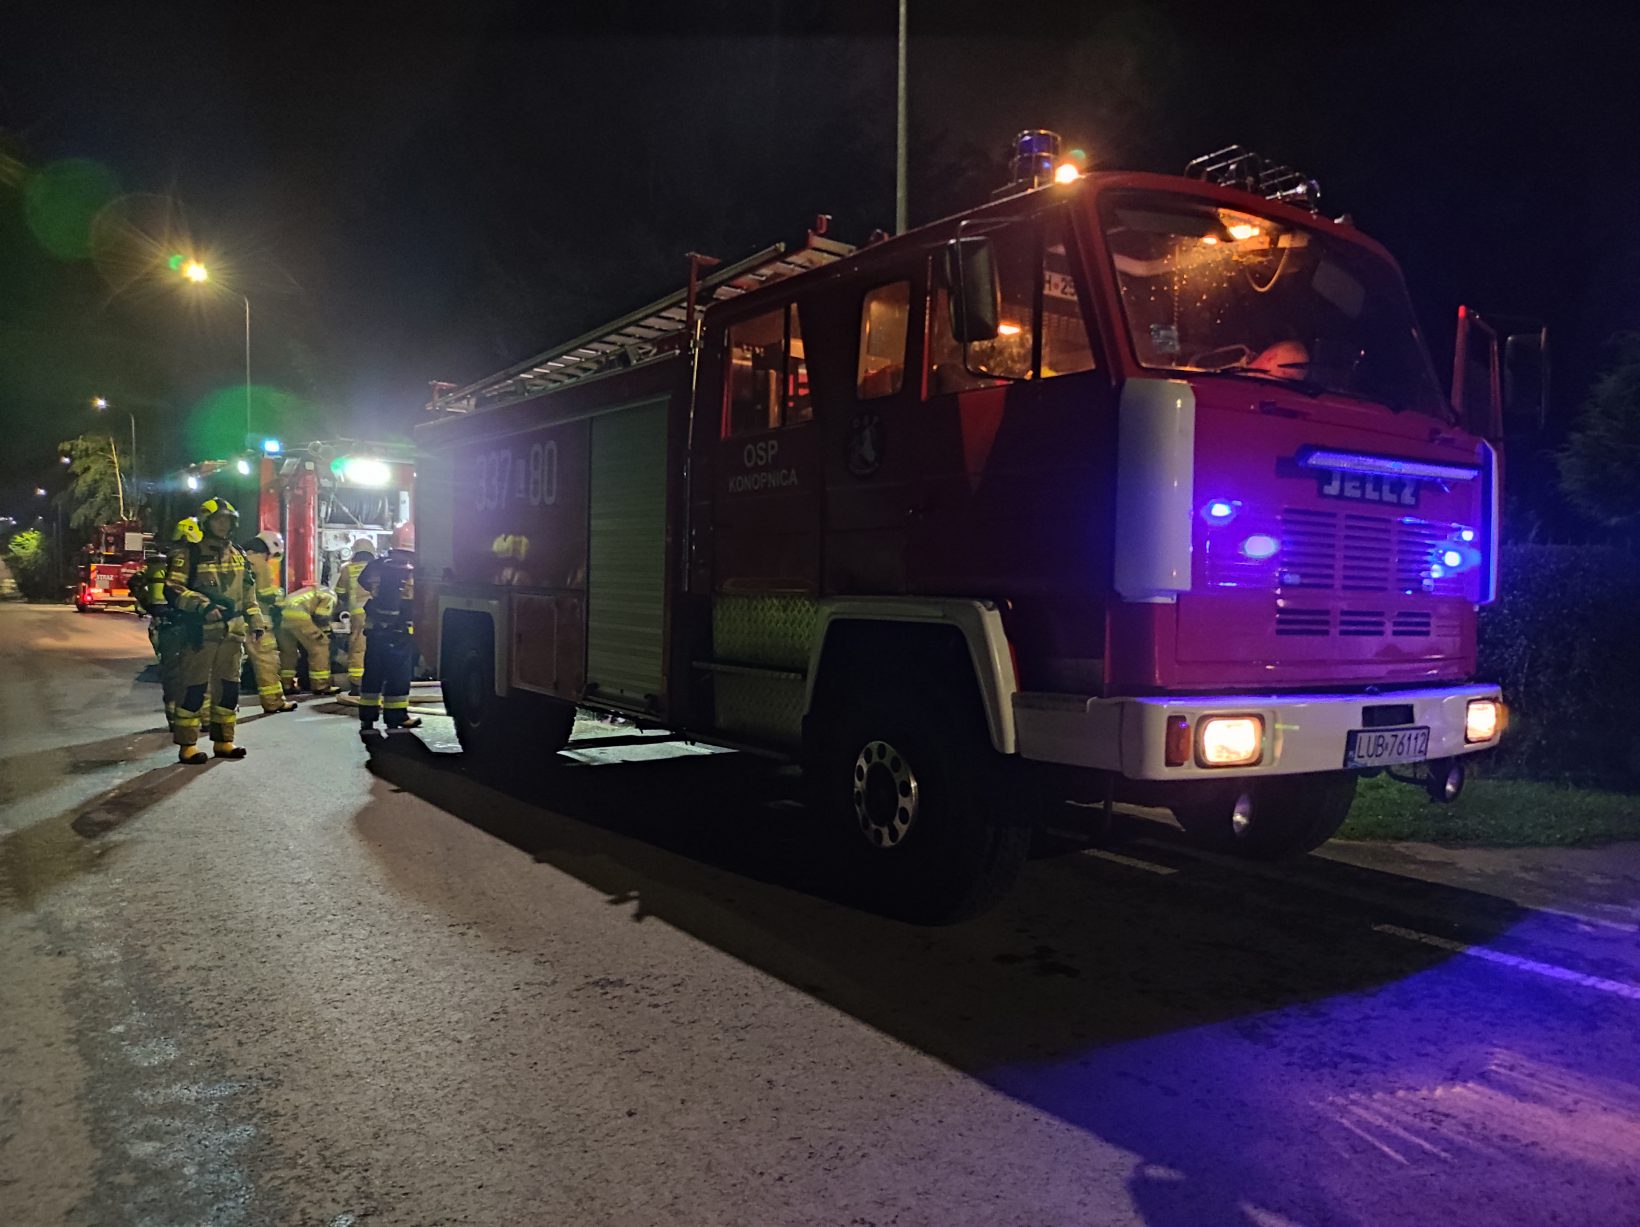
[91,396,137,518]
[178,260,252,440]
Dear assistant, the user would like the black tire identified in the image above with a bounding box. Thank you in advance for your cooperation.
[445,633,574,766]
[1172,771,1358,860]
[815,677,1030,923]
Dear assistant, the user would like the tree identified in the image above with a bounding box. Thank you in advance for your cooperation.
[1558,335,1640,525]
[3,528,61,601]
[57,432,132,530]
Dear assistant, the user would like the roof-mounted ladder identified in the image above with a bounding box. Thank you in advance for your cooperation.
[431,234,854,415]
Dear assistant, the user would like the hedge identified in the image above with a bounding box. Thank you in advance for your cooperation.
[1480,544,1640,784]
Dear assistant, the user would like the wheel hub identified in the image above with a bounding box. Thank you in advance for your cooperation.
[851,739,919,848]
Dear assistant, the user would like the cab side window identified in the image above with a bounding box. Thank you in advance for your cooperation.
[725,303,811,435]
[927,212,1096,396]
[1042,218,1097,377]
[856,281,911,399]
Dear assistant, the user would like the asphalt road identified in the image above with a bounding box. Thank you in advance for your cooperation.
[3,600,1640,1227]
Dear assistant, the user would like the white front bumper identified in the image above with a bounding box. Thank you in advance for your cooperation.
[1013,684,1502,779]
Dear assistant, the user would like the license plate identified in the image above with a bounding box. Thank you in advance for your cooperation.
[1345,726,1430,768]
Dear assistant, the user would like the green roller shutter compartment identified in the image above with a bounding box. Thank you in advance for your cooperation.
[585,399,668,707]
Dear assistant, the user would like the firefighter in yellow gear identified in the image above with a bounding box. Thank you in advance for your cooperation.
[166,497,265,763]
[277,585,342,694]
[136,517,201,732]
[334,538,376,695]
[243,530,297,713]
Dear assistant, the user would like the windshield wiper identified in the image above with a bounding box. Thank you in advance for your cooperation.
[1199,365,1329,398]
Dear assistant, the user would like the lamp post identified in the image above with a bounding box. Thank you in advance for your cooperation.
[895,0,908,234]
[181,260,252,439]
[91,396,137,518]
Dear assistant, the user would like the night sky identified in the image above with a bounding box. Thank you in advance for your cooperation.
[2,1,1636,522]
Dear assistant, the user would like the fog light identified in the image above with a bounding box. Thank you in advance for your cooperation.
[1465,699,1500,744]
[1199,715,1264,767]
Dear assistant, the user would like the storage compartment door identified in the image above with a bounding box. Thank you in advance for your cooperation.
[586,399,668,708]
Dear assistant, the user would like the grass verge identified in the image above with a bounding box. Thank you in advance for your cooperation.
[1338,772,1640,847]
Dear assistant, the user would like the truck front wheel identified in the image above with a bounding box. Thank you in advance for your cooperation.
[1171,772,1357,860]
[816,679,1030,923]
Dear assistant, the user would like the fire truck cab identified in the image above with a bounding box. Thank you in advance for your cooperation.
[419,136,1539,919]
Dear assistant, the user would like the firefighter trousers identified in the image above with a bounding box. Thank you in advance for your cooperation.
[246,627,286,711]
[360,631,413,727]
[276,619,333,690]
[345,616,368,689]
[173,626,246,747]
[152,619,187,731]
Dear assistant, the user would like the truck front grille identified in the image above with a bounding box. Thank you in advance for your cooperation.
[1273,607,1435,639]
[1278,508,1462,598]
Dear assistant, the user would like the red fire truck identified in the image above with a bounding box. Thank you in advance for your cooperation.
[74,520,153,613]
[251,441,415,592]
[417,136,1544,919]
[172,442,414,595]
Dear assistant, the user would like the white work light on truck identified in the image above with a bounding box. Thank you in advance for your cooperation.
[339,457,392,487]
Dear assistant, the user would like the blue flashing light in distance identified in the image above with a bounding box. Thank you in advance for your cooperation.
[1460,528,1476,542]
[261,438,282,455]
[1442,549,1464,569]
[1201,498,1240,525]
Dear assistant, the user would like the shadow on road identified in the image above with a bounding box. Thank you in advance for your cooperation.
[353,735,1640,1225]
[0,727,176,807]
[0,760,212,910]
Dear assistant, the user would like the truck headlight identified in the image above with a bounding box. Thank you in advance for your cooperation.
[1465,699,1501,743]
[1199,715,1264,767]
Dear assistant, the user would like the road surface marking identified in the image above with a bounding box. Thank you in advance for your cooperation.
[1081,848,1178,875]
[1528,904,1639,934]
[1373,924,1640,1001]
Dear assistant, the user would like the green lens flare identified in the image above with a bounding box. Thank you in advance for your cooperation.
[23,159,121,260]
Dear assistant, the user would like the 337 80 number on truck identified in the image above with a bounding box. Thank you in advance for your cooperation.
[415,134,1541,921]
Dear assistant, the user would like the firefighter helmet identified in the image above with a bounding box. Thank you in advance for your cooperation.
[172,516,204,545]
[350,537,376,558]
[198,497,240,538]
[253,530,285,557]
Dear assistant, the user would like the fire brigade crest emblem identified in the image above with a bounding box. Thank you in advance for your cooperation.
[846,410,883,478]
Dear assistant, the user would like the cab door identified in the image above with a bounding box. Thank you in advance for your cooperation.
[911,207,1111,589]
[710,299,822,596]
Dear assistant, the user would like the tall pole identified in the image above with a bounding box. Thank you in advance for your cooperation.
[895,0,908,234]
[128,412,138,521]
[243,294,252,440]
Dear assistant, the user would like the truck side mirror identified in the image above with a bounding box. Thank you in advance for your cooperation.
[1451,305,1501,441]
[1503,327,1550,436]
[943,235,1001,345]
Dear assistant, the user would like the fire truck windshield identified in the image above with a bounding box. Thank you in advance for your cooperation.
[1100,191,1449,419]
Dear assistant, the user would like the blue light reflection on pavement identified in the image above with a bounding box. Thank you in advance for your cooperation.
[983,912,1640,1227]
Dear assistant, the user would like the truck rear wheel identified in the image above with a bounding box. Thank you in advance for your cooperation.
[445,632,574,767]
[1171,772,1357,860]
[816,678,1030,923]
